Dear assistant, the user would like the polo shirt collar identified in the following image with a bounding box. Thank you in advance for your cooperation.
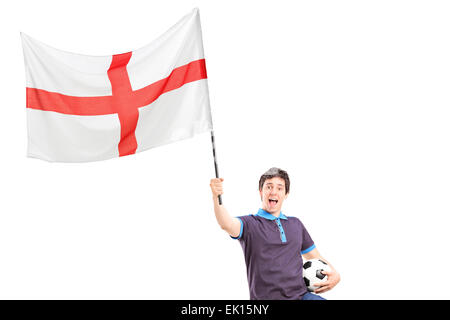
[257,208,288,220]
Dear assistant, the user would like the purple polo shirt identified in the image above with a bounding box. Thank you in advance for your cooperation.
[232,209,315,300]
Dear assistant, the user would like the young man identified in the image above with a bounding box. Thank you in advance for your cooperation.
[210,167,340,300]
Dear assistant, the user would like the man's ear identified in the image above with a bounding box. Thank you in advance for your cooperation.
[259,189,263,201]
[284,192,289,200]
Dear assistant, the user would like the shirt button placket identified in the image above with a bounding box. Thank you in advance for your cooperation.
[276,218,286,243]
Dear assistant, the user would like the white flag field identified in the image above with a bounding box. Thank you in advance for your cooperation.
[21,8,213,162]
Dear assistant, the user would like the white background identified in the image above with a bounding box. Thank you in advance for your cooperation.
[1,0,449,300]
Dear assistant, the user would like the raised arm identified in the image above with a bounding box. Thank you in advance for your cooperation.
[210,178,241,238]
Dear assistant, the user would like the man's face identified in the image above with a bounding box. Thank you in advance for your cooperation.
[259,177,288,215]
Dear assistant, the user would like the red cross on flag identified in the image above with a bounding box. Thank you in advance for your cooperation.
[21,8,213,162]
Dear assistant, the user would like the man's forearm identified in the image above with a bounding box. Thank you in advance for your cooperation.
[213,197,234,231]
[210,178,241,237]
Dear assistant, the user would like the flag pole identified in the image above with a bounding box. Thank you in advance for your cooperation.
[210,130,223,205]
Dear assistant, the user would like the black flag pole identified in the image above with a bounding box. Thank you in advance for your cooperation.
[210,130,222,205]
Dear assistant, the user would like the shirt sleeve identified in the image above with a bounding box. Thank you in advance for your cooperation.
[230,217,244,240]
[230,215,251,241]
[299,220,315,254]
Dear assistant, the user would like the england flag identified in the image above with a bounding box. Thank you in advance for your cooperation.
[21,8,212,162]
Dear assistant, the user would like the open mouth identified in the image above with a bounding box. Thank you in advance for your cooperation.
[269,199,278,206]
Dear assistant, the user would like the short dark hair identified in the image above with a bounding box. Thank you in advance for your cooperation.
[258,167,290,194]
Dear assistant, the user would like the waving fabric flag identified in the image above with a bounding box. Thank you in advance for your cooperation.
[21,8,212,162]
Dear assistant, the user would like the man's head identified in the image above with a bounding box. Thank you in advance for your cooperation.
[259,167,290,215]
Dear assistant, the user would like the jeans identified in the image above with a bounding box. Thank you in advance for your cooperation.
[301,292,326,300]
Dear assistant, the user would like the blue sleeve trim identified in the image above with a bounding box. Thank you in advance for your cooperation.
[230,217,243,240]
[301,244,316,254]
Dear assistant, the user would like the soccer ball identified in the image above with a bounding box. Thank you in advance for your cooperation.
[303,259,331,292]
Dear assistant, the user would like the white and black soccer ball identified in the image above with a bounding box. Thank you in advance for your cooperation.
[303,259,331,292]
